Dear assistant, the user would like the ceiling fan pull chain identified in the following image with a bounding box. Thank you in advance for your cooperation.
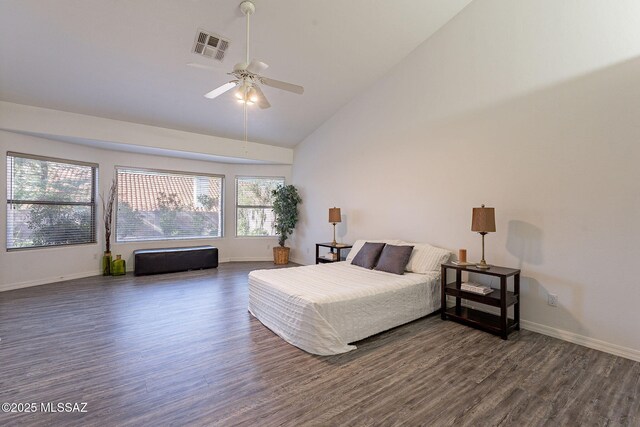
[244,100,249,156]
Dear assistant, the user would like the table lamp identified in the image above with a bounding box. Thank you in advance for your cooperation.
[471,204,496,269]
[329,207,341,245]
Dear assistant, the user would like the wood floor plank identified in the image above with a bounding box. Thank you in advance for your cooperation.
[1,262,639,426]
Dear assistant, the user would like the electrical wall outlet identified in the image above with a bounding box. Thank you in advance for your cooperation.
[548,293,558,307]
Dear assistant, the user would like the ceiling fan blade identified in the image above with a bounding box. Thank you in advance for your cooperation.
[246,59,269,75]
[253,85,271,109]
[261,77,304,95]
[187,62,217,71]
[204,82,237,99]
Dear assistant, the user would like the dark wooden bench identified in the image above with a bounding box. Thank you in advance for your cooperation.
[134,246,218,276]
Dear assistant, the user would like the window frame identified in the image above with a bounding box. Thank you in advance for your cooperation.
[6,151,98,252]
[234,175,285,238]
[114,166,225,243]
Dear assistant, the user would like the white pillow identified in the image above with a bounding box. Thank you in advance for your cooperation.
[345,239,402,262]
[398,241,451,274]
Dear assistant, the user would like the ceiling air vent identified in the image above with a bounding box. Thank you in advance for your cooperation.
[192,29,230,62]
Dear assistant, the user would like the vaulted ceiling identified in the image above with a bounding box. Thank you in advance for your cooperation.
[0,0,472,148]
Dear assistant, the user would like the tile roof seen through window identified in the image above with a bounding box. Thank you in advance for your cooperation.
[117,170,221,212]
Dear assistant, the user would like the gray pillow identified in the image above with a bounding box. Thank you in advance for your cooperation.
[351,242,386,269]
[374,244,414,275]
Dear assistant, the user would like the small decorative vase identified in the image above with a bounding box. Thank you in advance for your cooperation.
[111,255,126,276]
[102,252,112,276]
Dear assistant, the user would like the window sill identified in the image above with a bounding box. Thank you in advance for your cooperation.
[115,236,224,244]
[234,236,279,239]
[6,242,98,253]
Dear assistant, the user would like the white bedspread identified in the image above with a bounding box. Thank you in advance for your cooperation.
[248,262,440,355]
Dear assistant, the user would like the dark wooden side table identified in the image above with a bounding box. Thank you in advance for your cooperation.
[440,262,520,339]
[315,243,353,264]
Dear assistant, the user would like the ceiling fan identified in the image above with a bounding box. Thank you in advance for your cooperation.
[195,0,304,109]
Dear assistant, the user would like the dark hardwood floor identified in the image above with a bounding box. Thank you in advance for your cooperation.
[1,262,638,426]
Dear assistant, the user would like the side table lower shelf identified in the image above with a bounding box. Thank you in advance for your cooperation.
[444,306,518,337]
[316,257,346,264]
[315,243,353,264]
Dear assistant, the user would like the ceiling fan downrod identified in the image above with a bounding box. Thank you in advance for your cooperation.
[239,1,255,66]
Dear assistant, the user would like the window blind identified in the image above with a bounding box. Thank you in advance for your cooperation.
[116,168,223,242]
[6,152,97,250]
[236,176,284,236]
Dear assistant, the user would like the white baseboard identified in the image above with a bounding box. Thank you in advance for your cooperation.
[0,270,101,293]
[1,258,279,292]
[221,257,274,262]
[222,257,309,265]
[223,257,308,264]
[521,320,640,363]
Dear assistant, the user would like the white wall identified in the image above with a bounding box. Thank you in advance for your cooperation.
[0,130,291,291]
[292,0,640,359]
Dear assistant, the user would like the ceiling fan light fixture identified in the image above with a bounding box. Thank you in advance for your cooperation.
[199,0,303,127]
[234,83,248,100]
[247,87,258,103]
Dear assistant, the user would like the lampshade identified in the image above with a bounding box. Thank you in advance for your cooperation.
[329,207,341,223]
[471,205,496,233]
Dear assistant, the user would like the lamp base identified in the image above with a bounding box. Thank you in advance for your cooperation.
[331,222,337,246]
[476,261,491,270]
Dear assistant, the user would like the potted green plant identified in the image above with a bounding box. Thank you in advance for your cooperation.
[271,184,302,264]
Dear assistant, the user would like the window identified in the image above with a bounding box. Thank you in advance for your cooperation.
[116,168,223,242]
[6,152,97,250]
[235,176,285,236]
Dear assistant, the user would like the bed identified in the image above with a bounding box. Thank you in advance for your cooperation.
[248,243,444,355]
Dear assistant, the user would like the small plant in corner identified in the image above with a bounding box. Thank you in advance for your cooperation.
[271,184,302,264]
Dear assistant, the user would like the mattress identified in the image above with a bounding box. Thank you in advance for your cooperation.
[248,261,440,355]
